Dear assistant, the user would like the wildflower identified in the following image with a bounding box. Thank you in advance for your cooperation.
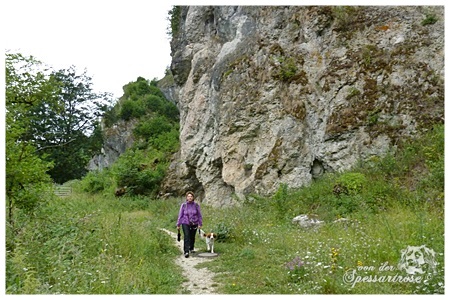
[285,256,304,271]
[357,260,363,267]
[330,248,340,271]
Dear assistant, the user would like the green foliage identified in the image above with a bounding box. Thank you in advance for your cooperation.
[331,6,359,30]
[102,105,120,127]
[421,13,438,26]
[112,148,167,196]
[5,53,55,223]
[335,172,367,195]
[6,193,183,294]
[212,222,234,243]
[117,77,179,122]
[119,98,146,120]
[143,94,179,120]
[83,76,180,197]
[6,53,113,185]
[167,6,182,39]
[37,67,111,183]
[79,169,115,194]
[133,115,173,141]
[272,183,290,218]
[346,87,361,100]
[274,56,298,82]
[123,76,152,99]
[149,127,180,153]
[420,125,444,189]
[361,45,373,67]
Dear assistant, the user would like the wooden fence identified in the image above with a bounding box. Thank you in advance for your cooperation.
[54,185,72,197]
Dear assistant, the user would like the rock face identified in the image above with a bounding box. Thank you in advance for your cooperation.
[87,120,137,171]
[162,6,444,206]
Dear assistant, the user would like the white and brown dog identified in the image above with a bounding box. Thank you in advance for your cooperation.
[199,229,217,253]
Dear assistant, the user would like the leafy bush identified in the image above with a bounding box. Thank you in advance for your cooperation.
[133,115,173,141]
[335,172,367,195]
[113,149,166,196]
[119,99,146,120]
[103,105,120,127]
[123,76,152,99]
[272,183,289,217]
[150,127,180,153]
[79,170,114,194]
[142,94,179,120]
[212,222,234,242]
[143,94,164,113]
[275,56,298,82]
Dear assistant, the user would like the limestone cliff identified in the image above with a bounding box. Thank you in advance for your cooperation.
[162,6,444,206]
[87,119,137,171]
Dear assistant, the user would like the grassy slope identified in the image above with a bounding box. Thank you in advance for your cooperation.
[6,194,184,294]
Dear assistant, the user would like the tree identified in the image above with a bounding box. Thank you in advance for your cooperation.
[5,53,54,225]
[6,53,113,187]
[26,66,112,183]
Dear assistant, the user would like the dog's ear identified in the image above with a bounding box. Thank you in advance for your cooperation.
[212,233,217,238]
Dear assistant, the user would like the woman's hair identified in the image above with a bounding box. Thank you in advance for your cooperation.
[186,191,195,198]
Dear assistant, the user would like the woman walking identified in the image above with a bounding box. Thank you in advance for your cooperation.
[176,191,203,257]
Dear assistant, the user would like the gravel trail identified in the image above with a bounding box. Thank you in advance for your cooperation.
[160,228,218,294]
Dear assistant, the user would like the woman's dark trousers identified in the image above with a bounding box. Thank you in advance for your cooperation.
[181,224,197,254]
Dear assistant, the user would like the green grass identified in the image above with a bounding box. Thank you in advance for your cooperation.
[199,202,443,294]
[6,125,444,294]
[6,193,184,294]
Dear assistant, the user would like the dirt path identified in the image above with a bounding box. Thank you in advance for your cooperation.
[160,228,218,294]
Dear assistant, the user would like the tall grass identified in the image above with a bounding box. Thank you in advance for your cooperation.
[6,191,184,294]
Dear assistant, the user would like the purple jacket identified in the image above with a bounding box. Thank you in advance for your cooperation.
[176,201,203,227]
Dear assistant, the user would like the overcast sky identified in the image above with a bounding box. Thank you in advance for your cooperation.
[3,0,174,99]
